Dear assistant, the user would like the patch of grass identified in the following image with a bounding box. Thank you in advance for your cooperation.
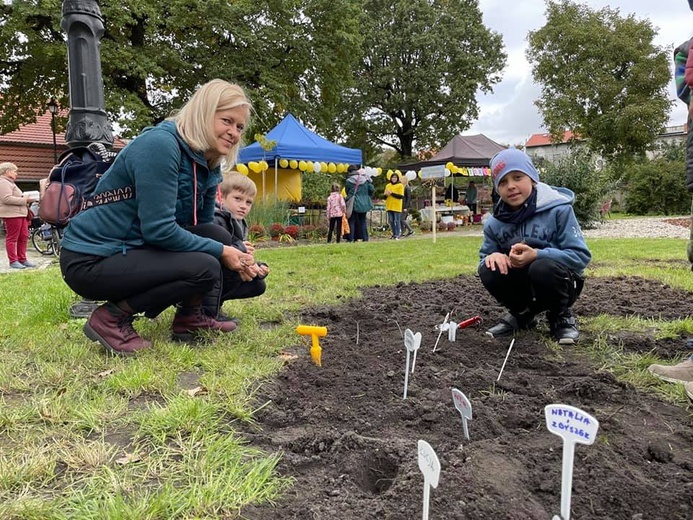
[1,234,692,514]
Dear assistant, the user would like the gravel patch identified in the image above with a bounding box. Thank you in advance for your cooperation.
[582,217,690,239]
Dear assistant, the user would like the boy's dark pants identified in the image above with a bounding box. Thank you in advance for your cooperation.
[478,258,583,316]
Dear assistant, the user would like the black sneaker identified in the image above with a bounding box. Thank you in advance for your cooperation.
[485,311,537,339]
[548,309,579,345]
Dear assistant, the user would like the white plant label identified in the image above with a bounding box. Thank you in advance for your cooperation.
[417,439,440,520]
[433,312,450,352]
[447,321,457,342]
[545,404,599,520]
[451,388,472,441]
[403,329,421,399]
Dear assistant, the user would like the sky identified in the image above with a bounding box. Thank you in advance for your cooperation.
[467,0,692,146]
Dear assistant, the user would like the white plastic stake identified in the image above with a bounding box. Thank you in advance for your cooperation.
[448,321,457,342]
[451,388,472,440]
[545,404,599,520]
[403,329,422,399]
[433,312,450,352]
[418,440,440,520]
[496,338,515,382]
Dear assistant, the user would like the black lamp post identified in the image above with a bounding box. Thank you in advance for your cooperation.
[47,98,59,164]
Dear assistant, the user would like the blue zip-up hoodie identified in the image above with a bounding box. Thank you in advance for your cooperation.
[478,183,591,275]
[61,121,224,258]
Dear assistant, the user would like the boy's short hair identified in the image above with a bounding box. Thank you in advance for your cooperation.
[220,172,257,198]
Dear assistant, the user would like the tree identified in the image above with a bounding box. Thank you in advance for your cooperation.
[334,0,505,160]
[0,0,362,138]
[526,0,671,162]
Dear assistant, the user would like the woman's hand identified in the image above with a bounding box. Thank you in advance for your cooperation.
[484,252,512,275]
[221,245,254,274]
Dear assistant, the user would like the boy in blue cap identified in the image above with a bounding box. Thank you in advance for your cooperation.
[478,148,591,344]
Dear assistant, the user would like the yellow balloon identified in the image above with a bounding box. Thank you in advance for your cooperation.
[418,170,422,178]
[259,160,269,171]
[328,163,336,173]
[387,169,393,177]
[236,164,249,175]
[450,165,458,174]
[305,161,314,173]
[445,162,455,171]
[337,164,345,173]
[279,158,289,168]
[377,167,382,176]
[321,162,328,172]
[249,161,260,173]
[290,159,298,170]
[298,160,307,171]
[395,170,401,177]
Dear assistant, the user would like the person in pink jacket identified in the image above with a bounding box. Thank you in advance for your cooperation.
[0,163,38,269]
[326,182,346,243]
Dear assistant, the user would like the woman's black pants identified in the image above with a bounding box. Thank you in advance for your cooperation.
[60,223,242,317]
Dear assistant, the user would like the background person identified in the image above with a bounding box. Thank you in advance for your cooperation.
[384,172,404,239]
[0,162,37,269]
[325,182,346,243]
[213,172,269,317]
[401,175,414,237]
[345,165,374,242]
[478,148,591,345]
[59,79,256,355]
[465,180,478,215]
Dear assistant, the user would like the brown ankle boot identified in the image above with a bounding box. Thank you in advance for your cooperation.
[83,302,152,355]
[172,306,237,342]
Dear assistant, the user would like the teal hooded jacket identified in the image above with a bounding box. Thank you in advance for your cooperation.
[61,121,224,258]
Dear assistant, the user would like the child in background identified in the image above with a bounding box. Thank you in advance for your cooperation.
[213,173,269,319]
[326,182,346,243]
[478,148,591,345]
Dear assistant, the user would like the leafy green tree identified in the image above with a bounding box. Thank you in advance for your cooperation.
[334,0,505,160]
[0,0,362,138]
[526,0,671,162]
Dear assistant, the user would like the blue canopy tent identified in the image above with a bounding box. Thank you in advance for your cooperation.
[238,113,362,201]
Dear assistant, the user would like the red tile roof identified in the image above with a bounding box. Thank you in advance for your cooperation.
[525,130,580,148]
[0,110,127,183]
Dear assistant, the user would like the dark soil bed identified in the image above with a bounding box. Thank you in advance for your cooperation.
[240,276,693,519]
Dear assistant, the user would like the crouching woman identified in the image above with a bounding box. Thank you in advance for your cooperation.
[60,79,261,355]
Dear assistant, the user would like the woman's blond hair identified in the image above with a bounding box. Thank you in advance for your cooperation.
[219,172,257,198]
[169,79,252,169]
[0,162,18,176]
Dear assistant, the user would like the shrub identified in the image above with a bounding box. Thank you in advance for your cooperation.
[446,221,456,231]
[284,224,300,239]
[539,149,616,227]
[298,224,317,240]
[269,223,284,238]
[437,221,447,231]
[249,224,266,238]
[419,221,432,232]
[623,157,689,216]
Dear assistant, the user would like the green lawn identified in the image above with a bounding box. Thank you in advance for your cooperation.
[0,234,691,518]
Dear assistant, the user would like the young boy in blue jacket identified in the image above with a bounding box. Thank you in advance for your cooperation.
[478,148,591,344]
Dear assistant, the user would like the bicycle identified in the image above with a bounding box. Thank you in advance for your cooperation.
[31,222,63,256]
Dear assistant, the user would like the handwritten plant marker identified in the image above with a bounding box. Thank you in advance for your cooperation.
[451,388,473,441]
[432,312,450,352]
[496,338,516,382]
[447,321,457,342]
[544,404,600,520]
[403,329,422,399]
[417,440,441,520]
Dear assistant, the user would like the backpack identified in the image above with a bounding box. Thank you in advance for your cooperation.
[39,144,133,227]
